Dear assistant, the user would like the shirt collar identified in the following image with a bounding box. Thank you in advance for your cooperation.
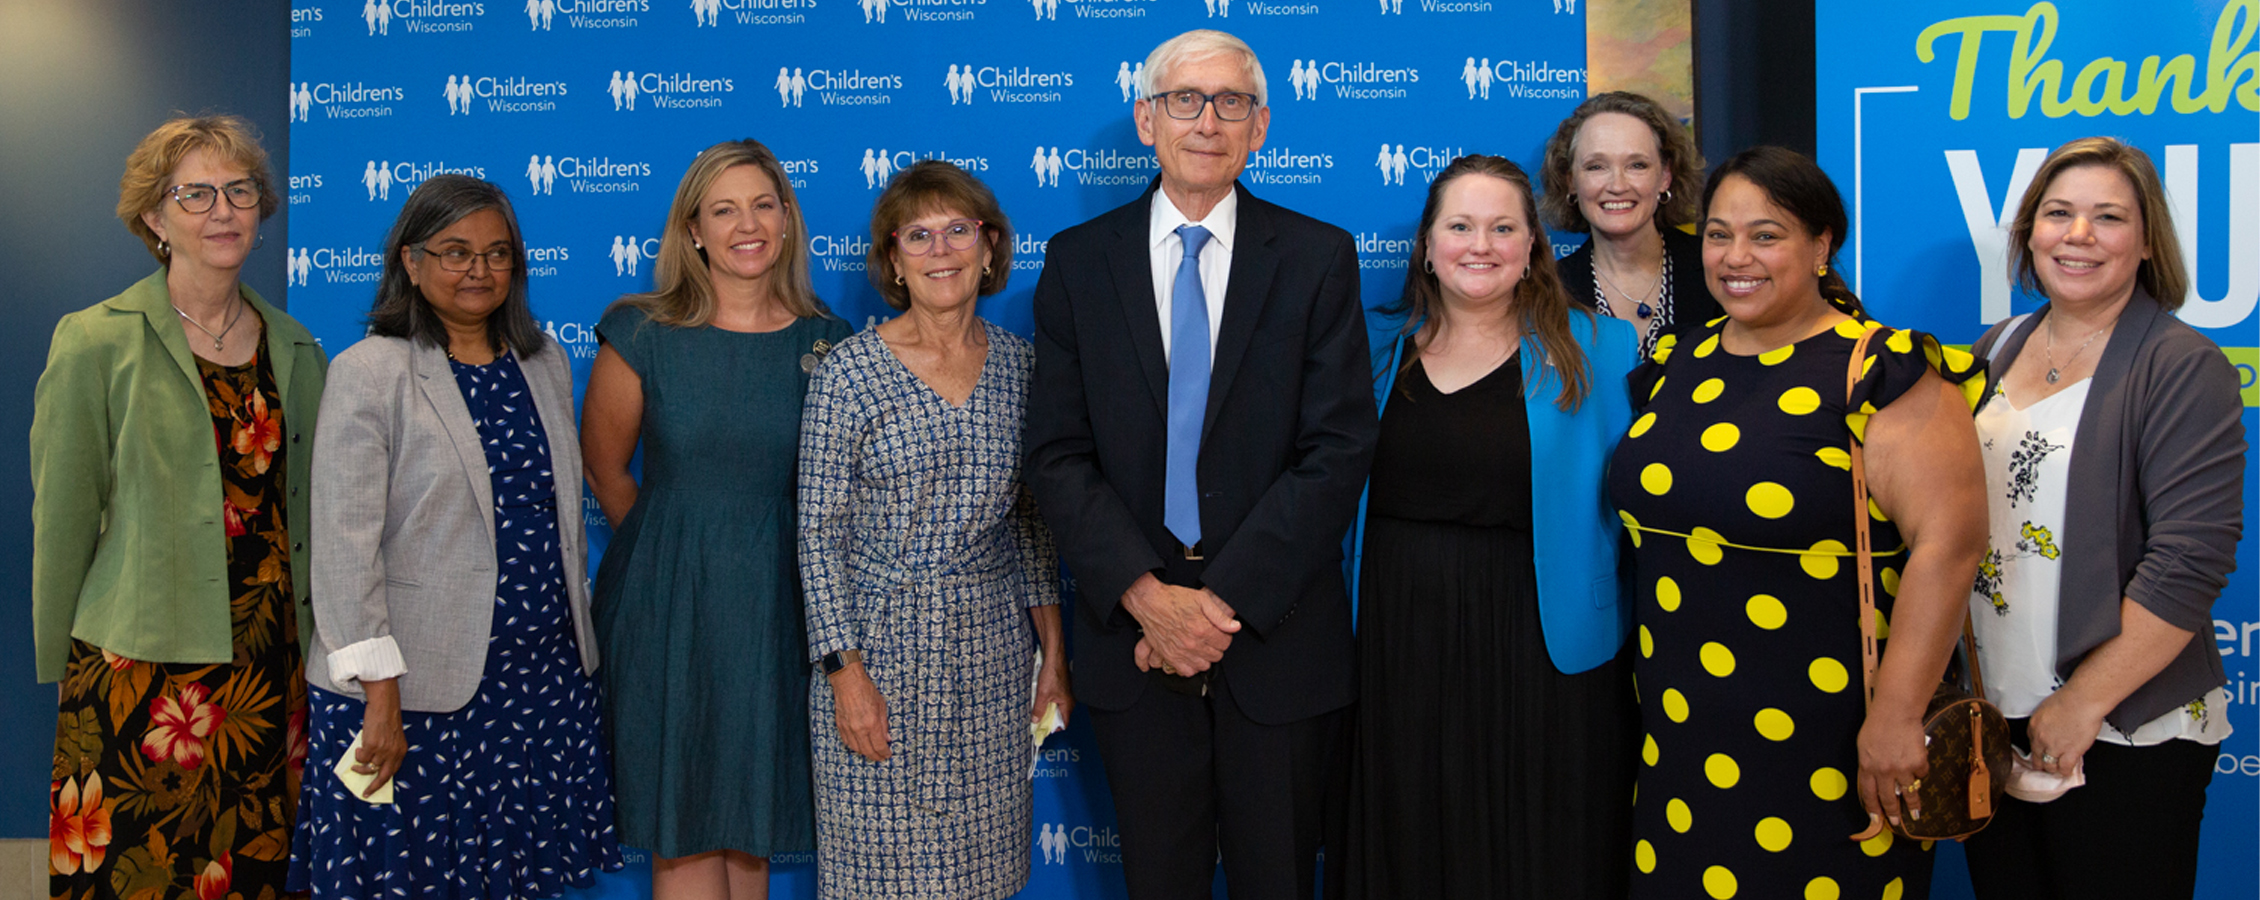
[1149,185,1238,254]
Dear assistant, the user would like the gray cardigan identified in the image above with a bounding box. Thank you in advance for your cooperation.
[306,334,598,713]
[1973,290,2246,730]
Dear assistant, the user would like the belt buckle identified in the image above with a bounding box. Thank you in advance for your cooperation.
[1179,541,1204,562]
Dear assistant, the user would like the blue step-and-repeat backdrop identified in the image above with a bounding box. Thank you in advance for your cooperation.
[284,0,1587,895]
[1817,1,2259,898]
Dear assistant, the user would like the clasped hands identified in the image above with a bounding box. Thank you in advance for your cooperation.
[1123,572,1240,676]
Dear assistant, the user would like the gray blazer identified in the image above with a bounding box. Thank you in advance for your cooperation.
[1974,290,2246,730]
[306,335,598,713]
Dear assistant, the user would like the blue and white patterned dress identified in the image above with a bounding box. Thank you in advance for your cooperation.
[290,351,621,898]
[797,323,1060,900]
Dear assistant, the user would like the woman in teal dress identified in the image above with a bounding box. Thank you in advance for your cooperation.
[583,139,849,899]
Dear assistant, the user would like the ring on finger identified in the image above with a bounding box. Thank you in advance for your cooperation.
[1906,778,1921,791]
[2041,753,2057,765]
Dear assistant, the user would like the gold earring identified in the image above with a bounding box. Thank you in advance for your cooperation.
[157,239,171,257]
[982,265,992,277]
[895,273,905,285]
[1816,263,1828,277]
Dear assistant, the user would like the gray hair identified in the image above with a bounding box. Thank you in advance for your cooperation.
[1137,29,1269,107]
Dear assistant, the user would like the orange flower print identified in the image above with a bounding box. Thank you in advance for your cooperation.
[142,683,225,769]
[48,773,113,876]
[286,707,308,777]
[99,647,133,672]
[231,389,281,474]
[194,851,233,900]
[222,496,248,538]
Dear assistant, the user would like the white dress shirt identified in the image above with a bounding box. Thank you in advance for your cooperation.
[1148,187,1237,363]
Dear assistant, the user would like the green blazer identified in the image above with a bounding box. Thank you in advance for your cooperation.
[31,269,328,682]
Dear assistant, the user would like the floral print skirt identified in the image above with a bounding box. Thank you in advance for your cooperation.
[50,348,305,900]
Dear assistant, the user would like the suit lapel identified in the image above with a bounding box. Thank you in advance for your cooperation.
[1108,201,1171,419]
[411,341,497,547]
[110,271,206,391]
[1203,185,1277,436]
[522,345,583,558]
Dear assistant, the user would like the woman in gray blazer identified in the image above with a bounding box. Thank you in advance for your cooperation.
[290,175,623,897]
[1962,137,2245,899]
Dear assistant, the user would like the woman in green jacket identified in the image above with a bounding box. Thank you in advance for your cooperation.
[33,115,327,899]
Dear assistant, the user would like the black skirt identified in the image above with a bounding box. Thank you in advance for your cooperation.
[1347,359,1638,898]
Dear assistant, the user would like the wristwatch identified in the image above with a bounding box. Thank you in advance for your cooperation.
[821,649,863,675]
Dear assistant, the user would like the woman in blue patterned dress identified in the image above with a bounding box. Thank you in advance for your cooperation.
[798,160,1072,900]
[292,174,621,897]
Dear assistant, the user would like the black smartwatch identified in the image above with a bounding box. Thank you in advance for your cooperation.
[821,649,863,675]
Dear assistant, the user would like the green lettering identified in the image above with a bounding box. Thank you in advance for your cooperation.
[2070,57,2129,116]
[2133,54,2205,115]
[1917,12,2030,120]
[2205,0,2258,112]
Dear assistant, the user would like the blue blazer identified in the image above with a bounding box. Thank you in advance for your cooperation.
[1349,306,1637,674]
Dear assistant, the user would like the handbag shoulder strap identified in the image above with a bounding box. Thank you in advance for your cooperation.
[1846,326,1882,706]
[1847,324,1991,707]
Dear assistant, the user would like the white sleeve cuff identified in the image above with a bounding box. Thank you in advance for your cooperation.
[326,636,407,685]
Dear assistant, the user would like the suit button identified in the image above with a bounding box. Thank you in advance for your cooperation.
[291,487,300,497]
[293,433,301,443]
[294,543,304,552]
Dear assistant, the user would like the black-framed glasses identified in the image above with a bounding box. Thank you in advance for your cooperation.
[167,179,263,214]
[1147,89,1259,121]
[415,243,517,272]
[893,218,984,256]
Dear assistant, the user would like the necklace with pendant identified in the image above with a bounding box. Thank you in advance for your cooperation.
[2043,312,2115,383]
[1594,256,1663,319]
[174,300,247,353]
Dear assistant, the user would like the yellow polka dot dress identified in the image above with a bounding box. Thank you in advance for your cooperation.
[1608,311,1981,900]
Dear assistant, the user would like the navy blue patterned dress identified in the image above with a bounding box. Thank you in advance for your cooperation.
[290,351,622,898]
[797,323,1060,900]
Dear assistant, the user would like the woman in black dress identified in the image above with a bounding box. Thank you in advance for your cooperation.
[1543,91,1719,361]
[1347,155,1642,897]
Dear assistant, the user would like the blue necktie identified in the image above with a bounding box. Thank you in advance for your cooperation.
[1166,224,1213,548]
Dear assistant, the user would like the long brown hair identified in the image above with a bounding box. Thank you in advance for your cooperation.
[615,138,829,325]
[2006,137,2188,311]
[1393,154,1591,411]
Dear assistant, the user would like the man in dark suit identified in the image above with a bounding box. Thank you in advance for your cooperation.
[1025,28,1378,900]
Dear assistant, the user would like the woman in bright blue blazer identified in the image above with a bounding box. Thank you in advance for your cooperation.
[1344,155,1640,899]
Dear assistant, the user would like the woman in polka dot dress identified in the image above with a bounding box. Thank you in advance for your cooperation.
[1608,148,1987,900]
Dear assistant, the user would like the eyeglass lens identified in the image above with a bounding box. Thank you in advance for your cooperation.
[172,180,263,214]
[898,219,983,254]
[1159,90,1254,121]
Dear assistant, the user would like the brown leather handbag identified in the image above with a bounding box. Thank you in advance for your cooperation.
[1842,327,2012,842]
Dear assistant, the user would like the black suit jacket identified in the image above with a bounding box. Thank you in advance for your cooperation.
[1556,226,1722,350]
[1025,181,1378,725]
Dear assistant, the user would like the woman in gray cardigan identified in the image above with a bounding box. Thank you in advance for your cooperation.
[291,175,621,897]
[1962,137,2244,899]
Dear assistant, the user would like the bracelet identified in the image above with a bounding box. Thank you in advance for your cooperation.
[821,649,863,675]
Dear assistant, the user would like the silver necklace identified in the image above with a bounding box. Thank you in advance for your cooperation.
[2043,312,2114,384]
[174,300,247,353]
[1593,253,1663,319]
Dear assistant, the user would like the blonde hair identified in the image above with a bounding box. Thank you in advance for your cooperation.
[2007,137,2188,311]
[616,139,828,325]
[116,115,278,261]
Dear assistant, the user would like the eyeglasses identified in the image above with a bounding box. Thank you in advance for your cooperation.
[415,243,517,272]
[893,219,984,256]
[1147,89,1259,121]
[166,179,263,214]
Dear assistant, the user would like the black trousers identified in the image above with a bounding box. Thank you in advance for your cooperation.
[1089,667,1350,900]
[1962,717,2218,900]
